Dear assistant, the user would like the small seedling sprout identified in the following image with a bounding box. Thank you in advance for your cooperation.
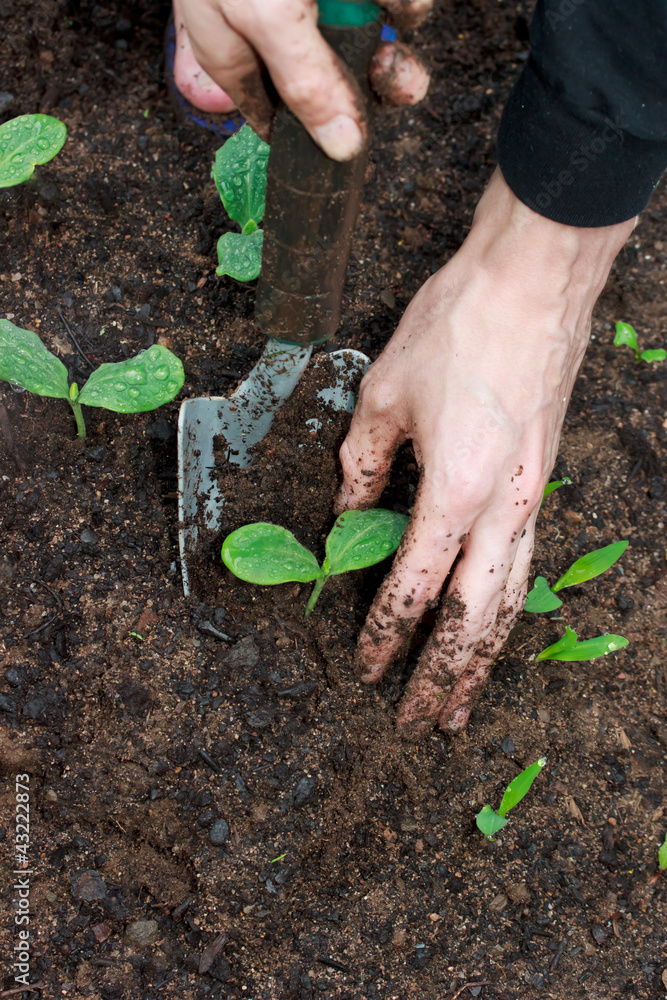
[212,125,269,282]
[0,321,184,438]
[221,509,409,615]
[613,321,666,365]
[542,477,572,501]
[536,625,628,661]
[476,758,546,840]
[524,540,628,613]
[659,833,667,872]
[0,114,66,187]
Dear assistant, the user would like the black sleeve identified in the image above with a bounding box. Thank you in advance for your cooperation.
[496,0,667,227]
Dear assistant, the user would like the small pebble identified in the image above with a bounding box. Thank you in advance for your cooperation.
[125,919,159,947]
[209,818,230,846]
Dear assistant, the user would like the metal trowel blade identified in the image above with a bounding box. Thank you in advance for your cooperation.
[177,337,370,596]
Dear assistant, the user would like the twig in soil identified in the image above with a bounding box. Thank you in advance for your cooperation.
[0,986,47,997]
[317,957,352,974]
[450,982,492,999]
[57,308,94,370]
[199,932,228,975]
[29,577,64,609]
[197,620,232,642]
[22,614,58,639]
[198,749,221,773]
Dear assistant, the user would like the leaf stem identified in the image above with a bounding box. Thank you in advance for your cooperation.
[305,576,326,617]
[69,398,86,438]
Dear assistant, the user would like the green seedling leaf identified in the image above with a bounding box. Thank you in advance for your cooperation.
[537,630,627,662]
[640,348,667,364]
[524,576,563,613]
[0,114,66,188]
[221,524,322,585]
[614,321,639,354]
[475,804,508,840]
[552,540,628,592]
[0,320,70,397]
[216,230,264,282]
[77,344,184,412]
[325,509,409,576]
[659,833,667,871]
[542,477,572,500]
[212,124,269,228]
[498,758,546,818]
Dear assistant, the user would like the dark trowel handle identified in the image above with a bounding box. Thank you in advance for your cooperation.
[255,1,382,346]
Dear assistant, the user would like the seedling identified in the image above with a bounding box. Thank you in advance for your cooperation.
[221,509,409,615]
[613,321,666,365]
[536,625,627,661]
[0,113,66,187]
[476,758,546,840]
[212,124,269,282]
[659,833,667,871]
[542,477,571,501]
[0,320,184,439]
[524,540,628,613]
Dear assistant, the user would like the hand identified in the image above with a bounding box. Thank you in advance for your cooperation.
[336,169,635,734]
[177,0,431,158]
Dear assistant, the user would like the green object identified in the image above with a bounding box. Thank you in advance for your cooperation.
[614,321,666,365]
[536,626,628,662]
[0,114,66,188]
[524,576,562,613]
[552,540,628,593]
[476,758,546,840]
[659,833,667,871]
[212,125,269,282]
[542,477,572,500]
[318,0,381,26]
[221,508,409,616]
[0,320,184,439]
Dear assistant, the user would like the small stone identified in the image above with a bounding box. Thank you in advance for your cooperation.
[80,528,99,545]
[506,881,530,905]
[70,869,107,903]
[591,923,608,945]
[222,637,260,669]
[197,810,214,828]
[45,789,58,803]
[125,919,159,947]
[209,818,230,846]
[293,776,317,808]
[488,893,508,913]
[46,891,57,903]
[92,922,111,943]
[501,736,516,754]
[0,693,16,713]
[379,288,396,309]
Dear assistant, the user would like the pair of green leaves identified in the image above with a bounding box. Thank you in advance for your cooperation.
[0,320,184,438]
[221,509,409,615]
[0,114,66,188]
[614,321,666,365]
[213,125,269,282]
[525,540,629,613]
[476,758,546,840]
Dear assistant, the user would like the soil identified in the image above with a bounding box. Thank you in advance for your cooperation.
[1,2,666,999]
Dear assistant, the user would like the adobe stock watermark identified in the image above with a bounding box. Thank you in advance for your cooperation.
[545,0,587,30]
[12,773,33,988]
[523,120,624,216]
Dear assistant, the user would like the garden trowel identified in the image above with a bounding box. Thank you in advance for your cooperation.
[178,0,381,595]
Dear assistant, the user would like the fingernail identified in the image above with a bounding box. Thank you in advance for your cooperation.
[311,115,364,161]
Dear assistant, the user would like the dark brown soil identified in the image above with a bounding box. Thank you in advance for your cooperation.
[1,2,666,999]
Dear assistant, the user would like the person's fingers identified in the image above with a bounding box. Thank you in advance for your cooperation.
[394,509,537,730]
[370,42,430,106]
[378,0,433,30]
[231,1,370,160]
[436,519,537,731]
[335,369,405,514]
[180,1,273,139]
[355,477,470,682]
[173,0,238,114]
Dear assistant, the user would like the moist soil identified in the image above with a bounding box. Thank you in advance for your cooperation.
[1,2,666,998]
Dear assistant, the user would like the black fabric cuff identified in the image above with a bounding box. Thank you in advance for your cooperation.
[497,59,667,228]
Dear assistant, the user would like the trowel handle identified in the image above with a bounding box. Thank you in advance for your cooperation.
[255,1,382,346]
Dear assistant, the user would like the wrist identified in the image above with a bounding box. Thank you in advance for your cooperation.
[468,169,635,312]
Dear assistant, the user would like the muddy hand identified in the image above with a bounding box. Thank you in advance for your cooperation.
[335,169,636,734]
[178,0,431,156]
